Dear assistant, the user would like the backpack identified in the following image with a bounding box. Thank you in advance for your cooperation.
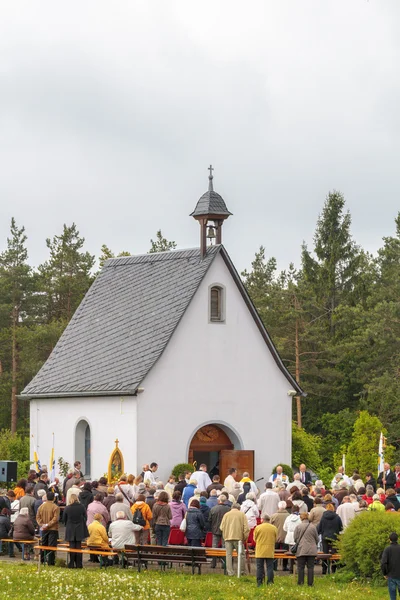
[132,508,146,527]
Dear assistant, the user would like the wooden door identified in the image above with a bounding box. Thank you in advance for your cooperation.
[219,450,254,482]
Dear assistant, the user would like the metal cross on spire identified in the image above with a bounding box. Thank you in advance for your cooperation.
[208,164,214,191]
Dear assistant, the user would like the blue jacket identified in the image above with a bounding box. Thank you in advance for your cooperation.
[206,496,218,509]
[182,484,196,507]
[186,507,205,541]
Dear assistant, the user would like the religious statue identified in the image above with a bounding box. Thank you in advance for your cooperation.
[107,439,125,484]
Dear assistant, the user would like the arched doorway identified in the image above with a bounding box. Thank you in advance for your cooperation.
[75,419,91,477]
[188,423,254,480]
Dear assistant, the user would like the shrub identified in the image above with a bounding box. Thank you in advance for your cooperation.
[271,463,293,481]
[338,511,400,578]
[171,463,193,479]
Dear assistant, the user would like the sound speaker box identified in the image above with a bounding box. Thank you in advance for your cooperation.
[0,460,18,482]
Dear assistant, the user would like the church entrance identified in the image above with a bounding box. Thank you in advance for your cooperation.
[188,424,254,481]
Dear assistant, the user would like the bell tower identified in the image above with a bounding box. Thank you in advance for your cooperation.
[190,165,232,258]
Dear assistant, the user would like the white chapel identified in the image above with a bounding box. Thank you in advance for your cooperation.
[22,169,304,483]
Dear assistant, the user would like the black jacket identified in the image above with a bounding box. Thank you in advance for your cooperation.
[186,507,205,541]
[378,470,396,489]
[63,502,89,542]
[79,490,94,509]
[381,542,400,578]
[174,481,187,494]
[384,496,400,511]
[298,471,312,485]
[0,514,11,538]
[209,503,231,536]
[365,477,377,492]
[302,495,314,512]
[317,510,343,541]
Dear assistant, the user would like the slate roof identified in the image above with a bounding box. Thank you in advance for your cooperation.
[21,245,304,398]
[190,190,233,218]
[22,247,220,397]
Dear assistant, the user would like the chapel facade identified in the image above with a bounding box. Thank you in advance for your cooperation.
[22,168,304,483]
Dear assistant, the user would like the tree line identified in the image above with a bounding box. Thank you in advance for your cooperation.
[0,192,399,472]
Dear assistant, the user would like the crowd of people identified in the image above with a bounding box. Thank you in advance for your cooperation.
[0,459,399,590]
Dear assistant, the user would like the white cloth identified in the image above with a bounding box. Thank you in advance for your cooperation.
[336,502,356,528]
[223,475,237,494]
[10,500,20,523]
[283,514,301,545]
[192,470,212,492]
[109,519,142,548]
[143,471,157,485]
[268,473,289,485]
[331,474,351,488]
[258,490,280,517]
[240,500,259,528]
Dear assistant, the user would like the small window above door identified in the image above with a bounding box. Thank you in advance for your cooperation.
[209,285,225,323]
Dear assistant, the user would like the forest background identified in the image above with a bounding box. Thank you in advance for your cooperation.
[1,190,399,483]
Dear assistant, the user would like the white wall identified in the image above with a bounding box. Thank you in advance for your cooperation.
[30,396,137,479]
[138,252,293,483]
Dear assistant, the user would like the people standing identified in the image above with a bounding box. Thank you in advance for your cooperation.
[209,494,230,567]
[182,479,197,507]
[258,483,280,518]
[378,463,396,490]
[36,491,60,566]
[63,494,89,569]
[381,532,400,600]
[87,494,110,527]
[191,464,212,493]
[253,515,277,586]
[169,491,187,528]
[220,503,250,577]
[271,501,290,571]
[294,513,318,586]
[152,491,172,546]
[144,463,159,486]
[317,504,343,574]
[240,492,259,529]
[223,468,237,494]
[131,494,152,544]
[185,499,206,546]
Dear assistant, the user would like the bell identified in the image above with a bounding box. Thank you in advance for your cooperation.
[207,225,216,240]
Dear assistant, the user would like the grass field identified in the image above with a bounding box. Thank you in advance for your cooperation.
[0,563,388,599]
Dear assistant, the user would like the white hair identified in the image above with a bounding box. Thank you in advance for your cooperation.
[293,473,301,480]
[116,511,126,519]
[315,480,323,487]
[242,472,249,478]
[278,501,287,510]
[246,492,256,501]
[37,489,46,498]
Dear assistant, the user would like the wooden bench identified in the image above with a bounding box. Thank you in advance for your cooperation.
[34,545,117,572]
[0,538,37,560]
[123,544,208,574]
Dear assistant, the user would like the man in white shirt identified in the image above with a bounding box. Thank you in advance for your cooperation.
[191,464,212,492]
[258,482,280,517]
[289,473,306,491]
[144,462,158,485]
[268,466,289,485]
[109,512,142,548]
[330,466,351,489]
[336,496,356,528]
[224,468,237,493]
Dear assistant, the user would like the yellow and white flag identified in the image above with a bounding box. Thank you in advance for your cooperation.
[32,435,41,473]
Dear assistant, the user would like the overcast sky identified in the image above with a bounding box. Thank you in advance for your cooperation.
[1,1,399,274]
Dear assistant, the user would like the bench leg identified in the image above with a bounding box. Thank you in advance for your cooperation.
[327,559,331,575]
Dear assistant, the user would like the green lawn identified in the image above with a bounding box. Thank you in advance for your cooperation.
[0,563,388,599]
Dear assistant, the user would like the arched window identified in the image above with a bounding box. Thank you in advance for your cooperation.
[75,419,91,477]
[210,285,225,322]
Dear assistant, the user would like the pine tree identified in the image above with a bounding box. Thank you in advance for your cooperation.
[149,230,177,253]
[0,219,33,432]
[38,224,95,322]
